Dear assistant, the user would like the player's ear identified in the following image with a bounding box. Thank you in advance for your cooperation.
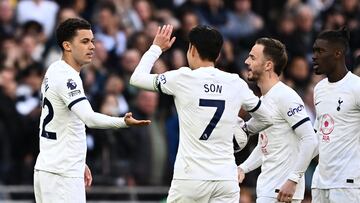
[265,60,273,71]
[188,44,194,56]
[335,50,342,58]
[62,41,71,52]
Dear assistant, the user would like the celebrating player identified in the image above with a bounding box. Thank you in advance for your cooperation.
[34,18,150,203]
[238,37,317,203]
[130,24,273,202]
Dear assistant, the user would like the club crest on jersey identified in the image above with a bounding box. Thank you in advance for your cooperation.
[319,113,334,142]
[260,133,269,155]
[67,79,77,90]
[287,104,305,117]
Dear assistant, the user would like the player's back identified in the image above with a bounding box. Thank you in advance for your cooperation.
[35,60,87,177]
[159,67,258,181]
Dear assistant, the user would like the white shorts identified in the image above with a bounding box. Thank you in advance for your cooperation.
[312,188,360,203]
[34,170,85,203]
[256,196,301,203]
[167,179,239,203]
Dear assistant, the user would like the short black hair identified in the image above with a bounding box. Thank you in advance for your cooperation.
[188,25,223,62]
[255,37,288,76]
[316,27,350,54]
[56,18,91,51]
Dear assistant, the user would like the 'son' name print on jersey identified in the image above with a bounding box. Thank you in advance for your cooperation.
[204,83,223,93]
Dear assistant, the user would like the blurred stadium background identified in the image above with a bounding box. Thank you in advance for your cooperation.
[1,0,360,202]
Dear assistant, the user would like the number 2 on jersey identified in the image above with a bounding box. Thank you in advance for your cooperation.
[199,99,225,140]
[41,97,57,140]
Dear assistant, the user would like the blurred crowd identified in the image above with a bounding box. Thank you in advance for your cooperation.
[1,0,360,201]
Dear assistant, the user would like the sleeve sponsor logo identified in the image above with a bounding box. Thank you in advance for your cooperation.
[67,79,77,90]
[158,74,167,84]
[287,104,305,117]
[68,90,81,97]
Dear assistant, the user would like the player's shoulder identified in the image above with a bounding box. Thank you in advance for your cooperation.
[274,82,302,102]
[348,72,360,86]
[215,69,246,85]
[313,77,328,92]
[46,61,80,86]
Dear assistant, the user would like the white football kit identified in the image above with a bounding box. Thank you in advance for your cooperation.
[312,72,360,202]
[240,82,317,201]
[130,45,272,203]
[34,60,127,203]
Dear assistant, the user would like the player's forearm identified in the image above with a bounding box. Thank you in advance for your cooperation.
[71,100,127,129]
[246,104,273,135]
[130,45,162,91]
[239,145,262,173]
[288,121,318,183]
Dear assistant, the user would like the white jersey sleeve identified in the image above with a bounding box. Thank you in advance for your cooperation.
[278,94,310,129]
[156,67,190,96]
[55,73,87,109]
[277,92,316,183]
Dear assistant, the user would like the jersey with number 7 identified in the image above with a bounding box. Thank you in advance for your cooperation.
[157,66,260,181]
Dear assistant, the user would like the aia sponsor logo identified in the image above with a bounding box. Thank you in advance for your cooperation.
[319,114,334,142]
[287,104,305,117]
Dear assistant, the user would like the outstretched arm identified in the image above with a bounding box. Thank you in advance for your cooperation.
[238,144,262,183]
[71,99,150,129]
[245,103,273,136]
[130,25,176,91]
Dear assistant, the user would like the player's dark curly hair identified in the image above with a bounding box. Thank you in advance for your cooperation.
[256,37,288,76]
[316,26,350,54]
[56,18,91,51]
[188,25,223,62]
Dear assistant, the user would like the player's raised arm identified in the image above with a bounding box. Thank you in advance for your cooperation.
[130,25,176,91]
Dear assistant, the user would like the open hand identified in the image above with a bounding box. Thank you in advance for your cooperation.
[124,112,151,126]
[238,167,245,183]
[84,164,92,187]
[277,179,296,202]
[153,24,176,52]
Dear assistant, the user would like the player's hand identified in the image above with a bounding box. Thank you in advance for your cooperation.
[277,179,296,202]
[84,164,92,187]
[237,167,245,183]
[153,24,176,52]
[124,112,151,126]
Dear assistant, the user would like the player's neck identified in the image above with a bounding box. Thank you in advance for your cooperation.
[191,59,214,69]
[327,65,348,83]
[257,73,279,95]
[62,54,81,72]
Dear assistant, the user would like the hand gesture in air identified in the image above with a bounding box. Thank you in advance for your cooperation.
[153,24,176,52]
[124,112,151,126]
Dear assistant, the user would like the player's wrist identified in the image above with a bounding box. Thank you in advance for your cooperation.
[150,44,163,53]
[288,173,301,184]
[238,165,248,173]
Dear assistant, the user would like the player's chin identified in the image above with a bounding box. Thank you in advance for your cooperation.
[313,67,323,75]
[82,58,93,64]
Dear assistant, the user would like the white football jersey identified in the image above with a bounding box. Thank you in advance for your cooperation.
[312,72,360,188]
[157,67,261,181]
[35,60,88,177]
[255,82,309,199]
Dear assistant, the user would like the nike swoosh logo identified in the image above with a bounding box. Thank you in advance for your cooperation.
[315,101,321,106]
